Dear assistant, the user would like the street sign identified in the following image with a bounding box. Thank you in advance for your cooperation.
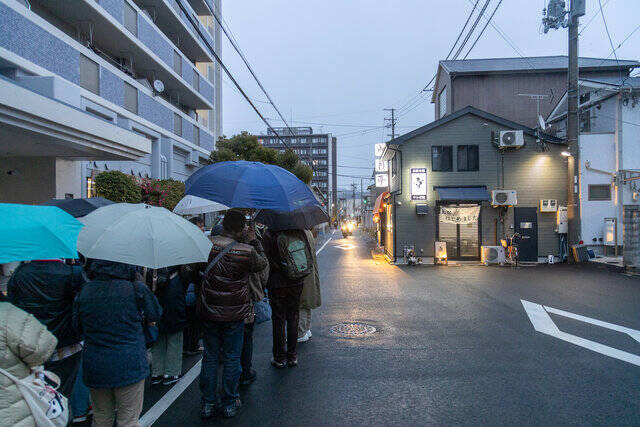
[521,300,640,367]
[375,173,388,188]
[410,168,427,200]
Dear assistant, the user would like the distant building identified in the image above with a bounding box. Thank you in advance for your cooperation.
[547,77,640,266]
[258,127,337,211]
[0,0,222,203]
[431,56,640,127]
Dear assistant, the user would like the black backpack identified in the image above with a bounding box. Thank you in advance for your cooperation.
[275,230,313,281]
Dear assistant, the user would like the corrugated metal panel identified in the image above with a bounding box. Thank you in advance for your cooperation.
[440,56,639,74]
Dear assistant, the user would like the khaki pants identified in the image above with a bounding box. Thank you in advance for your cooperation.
[298,308,312,338]
[151,331,184,377]
[90,379,145,427]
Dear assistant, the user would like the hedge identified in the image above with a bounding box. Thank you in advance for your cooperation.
[95,171,141,203]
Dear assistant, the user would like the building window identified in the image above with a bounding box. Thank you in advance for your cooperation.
[291,138,297,144]
[580,109,592,133]
[432,146,452,171]
[124,2,138,36]
[193,72,200,91]
[86,177,96,198]
[124,82,137,114]
[173,50,182,76]
[438,86,447,118]
[79,54,99,95]
[588,184,611,201]
[457,145,479,171]
[193,125,199,146]
[174,113,182,136]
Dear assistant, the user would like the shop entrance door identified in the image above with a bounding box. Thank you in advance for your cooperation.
[437,204,480,260]
[514,207,538,262]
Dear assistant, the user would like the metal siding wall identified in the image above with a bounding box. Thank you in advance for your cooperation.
[138,92,173,132]
[0,4,79,84]
[394,114,567,259]
[99,67,124,106]
[98,0,124,24]
[137,13,173,68]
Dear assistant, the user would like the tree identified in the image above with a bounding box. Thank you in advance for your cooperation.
[95,170,141,203]
[209,132,313,184]
[140,179,185,210]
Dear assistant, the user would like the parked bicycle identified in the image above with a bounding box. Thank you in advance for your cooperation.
[502,232,521,266]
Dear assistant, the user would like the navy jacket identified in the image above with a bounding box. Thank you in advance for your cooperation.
[8,261,84,349]
[73,260,161,389]
[156,267,188,334]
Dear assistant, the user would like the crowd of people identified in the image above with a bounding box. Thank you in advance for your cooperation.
[0,209,321,425]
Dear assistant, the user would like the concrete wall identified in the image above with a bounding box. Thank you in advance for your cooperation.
[55,159,82,199]
[0,157,55,203]
[391,113,567,260]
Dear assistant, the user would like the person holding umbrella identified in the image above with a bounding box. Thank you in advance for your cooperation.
[198,210,268,419]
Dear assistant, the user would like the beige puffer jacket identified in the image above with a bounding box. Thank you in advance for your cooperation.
[0,302,58,427]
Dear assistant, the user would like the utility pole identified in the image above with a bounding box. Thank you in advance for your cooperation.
[351,183,358,218]
[360,178,364,222]
[542,0,585,251]
[384,108,397,140]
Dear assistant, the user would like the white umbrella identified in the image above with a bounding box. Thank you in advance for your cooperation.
[173,195,228,215]
[77,203,212,269]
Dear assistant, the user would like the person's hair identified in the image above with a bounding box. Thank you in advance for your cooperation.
[189,217,204,227]
[222,209,246,234]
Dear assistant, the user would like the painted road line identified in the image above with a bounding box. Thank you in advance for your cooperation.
[521,300,640,367]
[140,229,336,425]
[139,359,202,427]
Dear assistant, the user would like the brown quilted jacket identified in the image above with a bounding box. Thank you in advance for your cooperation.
[197,234,268,322]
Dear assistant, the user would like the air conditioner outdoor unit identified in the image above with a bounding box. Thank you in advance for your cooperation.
[481,246,506,265]
[492,190,517,206]
[499,130,524,148]
[189,150,200,166]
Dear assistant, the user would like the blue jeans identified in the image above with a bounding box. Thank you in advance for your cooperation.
[199,320,244,408]
[70,356,91,417]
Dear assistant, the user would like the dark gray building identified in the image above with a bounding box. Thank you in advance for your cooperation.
[432,56,639,127]
[380,106,566,263]
[258,127,337,211]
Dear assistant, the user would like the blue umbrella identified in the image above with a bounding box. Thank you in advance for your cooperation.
[185,161,321,211]
[0,203,84,263]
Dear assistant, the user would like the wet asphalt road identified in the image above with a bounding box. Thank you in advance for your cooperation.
[145,231,640,426]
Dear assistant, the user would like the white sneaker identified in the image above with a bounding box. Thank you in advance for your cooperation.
[297,330,311,343]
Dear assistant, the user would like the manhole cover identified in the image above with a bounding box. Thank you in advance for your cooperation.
[329,322,377,337]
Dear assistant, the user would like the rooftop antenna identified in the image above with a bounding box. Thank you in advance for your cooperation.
[518,93,550,127]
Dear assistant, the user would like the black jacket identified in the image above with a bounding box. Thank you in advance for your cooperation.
[262,230,305,290]
[155,267,188,334]
[73,260,161,389]
[8,261,84,349]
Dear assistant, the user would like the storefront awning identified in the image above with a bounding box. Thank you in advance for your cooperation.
[372,191,389,223]
[436,187,490,201]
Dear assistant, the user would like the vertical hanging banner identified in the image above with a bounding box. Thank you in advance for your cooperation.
[375,173,389,188]
[375,158,388,172]
[410,168,427,200]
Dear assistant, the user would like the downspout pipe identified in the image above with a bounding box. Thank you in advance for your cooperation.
[387,146,403,263]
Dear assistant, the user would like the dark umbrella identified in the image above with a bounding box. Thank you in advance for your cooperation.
[42,197,114,218]
[255,205,329,231]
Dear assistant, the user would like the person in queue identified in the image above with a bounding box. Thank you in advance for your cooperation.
[198,209,268,419]
[7,259,84,398]
[298,228,321,343]
[73,259,161,427]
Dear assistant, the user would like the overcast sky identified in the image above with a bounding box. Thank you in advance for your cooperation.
[219,0,640,194]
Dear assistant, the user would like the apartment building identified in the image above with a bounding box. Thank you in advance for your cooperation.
[0,0,222,203]
[258,127,337,210]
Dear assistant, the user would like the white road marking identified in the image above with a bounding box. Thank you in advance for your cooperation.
[521,300,640,367]
[139,360,202,427]
[139,228,336,425]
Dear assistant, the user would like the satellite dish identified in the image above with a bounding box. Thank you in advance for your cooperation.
[153,79,165,94]
[538,114,547,131]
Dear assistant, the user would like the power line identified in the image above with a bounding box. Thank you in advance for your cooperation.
[598,0,621,80]
[452,0,492,60]
[446,0,481,61]
[462,0,503,59]
[579,0,613,35]
[209,1,297,138]
[174,1,311,170]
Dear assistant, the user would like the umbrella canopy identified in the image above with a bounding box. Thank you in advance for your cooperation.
[77,203,212,269]
[173,195,228,215]
[42,197,114,218]
[185,161,321,211]
[255,205,329,231]
[0,203,83,263]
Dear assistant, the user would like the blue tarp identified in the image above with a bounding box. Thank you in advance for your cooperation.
[436,187,490,201]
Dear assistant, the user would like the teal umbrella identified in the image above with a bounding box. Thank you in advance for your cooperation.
[0,203,84,263]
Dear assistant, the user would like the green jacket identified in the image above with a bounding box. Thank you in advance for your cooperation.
[300,231,321,310]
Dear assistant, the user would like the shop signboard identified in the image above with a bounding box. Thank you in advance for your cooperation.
[375,158,388,172]
[439,206,480,224]
[410,168,427,200]
[374,143,386,158]
[375,173,389,188]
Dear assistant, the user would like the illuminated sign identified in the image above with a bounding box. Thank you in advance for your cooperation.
[375,173,389,188]
[374,143,386,158]
[375,158,388,172]
[410,168,427,200]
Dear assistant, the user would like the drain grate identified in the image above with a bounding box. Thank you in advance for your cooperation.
[329,322,377,337]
